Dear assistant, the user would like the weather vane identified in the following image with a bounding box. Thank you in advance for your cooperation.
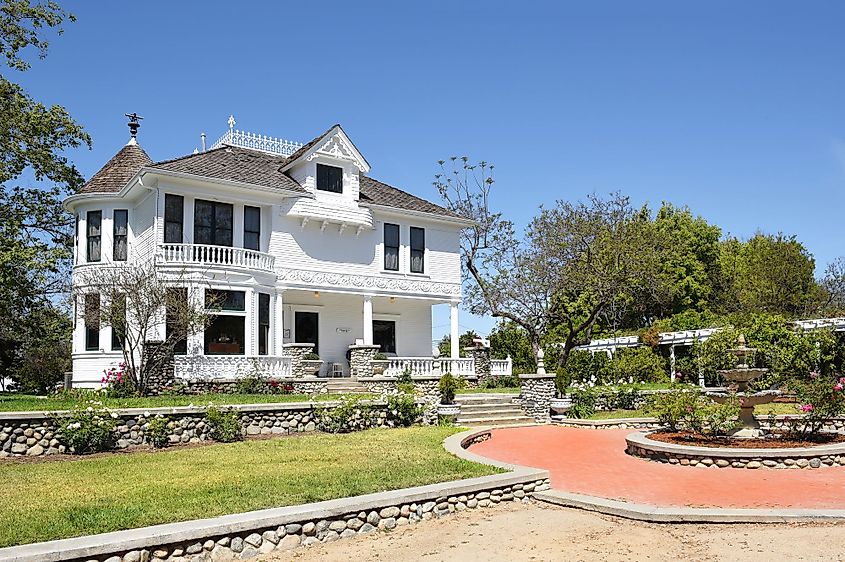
[125,112,143,139]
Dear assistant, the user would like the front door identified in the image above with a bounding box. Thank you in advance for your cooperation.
[295,311,319,355]
[373,320,396,354]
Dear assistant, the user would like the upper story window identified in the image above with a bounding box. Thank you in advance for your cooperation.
[410,227,425,274]
[164,194,184,244]
[244,206,261,251]
[113,210,128,261]
[86,210,102,262]
[384,223,399,271]
[316,164,343,193]
[194,200,233,247]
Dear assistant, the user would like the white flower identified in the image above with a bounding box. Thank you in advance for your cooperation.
[110,412,118,419]
[86,407,93,412]
[143,411,150,417]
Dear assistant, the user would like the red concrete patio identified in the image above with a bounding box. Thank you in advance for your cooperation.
[470,425,845,509]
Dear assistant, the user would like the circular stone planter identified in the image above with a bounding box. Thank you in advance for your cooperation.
[437,403,461,417]
[549,397,573,415]
[626,431,845,470]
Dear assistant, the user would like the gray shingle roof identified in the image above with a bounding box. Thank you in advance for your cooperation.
[148,146,306,193]
[358,175,460,219]
[78,141,152,194]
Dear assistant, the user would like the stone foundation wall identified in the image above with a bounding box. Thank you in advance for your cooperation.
[0,400,386,458]
[518,374,556,423]
[46,477,551,562]
[176,377,328,395]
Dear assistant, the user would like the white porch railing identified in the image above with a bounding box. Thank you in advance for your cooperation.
[173,355,292,380]
[384,357,475,378]
[491,357,513,377]
[158,244,276,273]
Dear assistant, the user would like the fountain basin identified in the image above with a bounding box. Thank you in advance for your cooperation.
[718,368,771,385]
[626,431,845,469]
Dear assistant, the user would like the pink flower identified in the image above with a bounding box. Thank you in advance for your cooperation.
[800,404,814,413]
[810,371,819,379]
[835,383,843,392]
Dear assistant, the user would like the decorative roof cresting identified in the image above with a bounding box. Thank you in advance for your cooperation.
[209,114,304,157]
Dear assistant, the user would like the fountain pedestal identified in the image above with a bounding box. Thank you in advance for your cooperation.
[705,335,780,439]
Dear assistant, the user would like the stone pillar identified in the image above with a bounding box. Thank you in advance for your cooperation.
[281,343,315,378]
[363,296,373,345]
[518,373,556,423]
[143,340,175,395]
[273,289,285,355]
[465,344,491,386]
[450,302,460,359]
[348,344,380,378]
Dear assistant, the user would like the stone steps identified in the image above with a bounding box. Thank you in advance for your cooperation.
[454,393,532,426]
[324,378,369,394]
[456,415,535,427]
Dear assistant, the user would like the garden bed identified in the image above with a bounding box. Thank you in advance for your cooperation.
[0,426,500,547]
[648,431,845,449]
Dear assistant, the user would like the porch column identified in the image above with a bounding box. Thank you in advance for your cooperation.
[186,285,204,355]
[363,295,373,345]
[273,289,285,355]
[450,302,460,359]
[244,287,255,355]
[669,344,676,382]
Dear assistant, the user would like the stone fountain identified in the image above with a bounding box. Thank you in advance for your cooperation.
[707,334,781,438]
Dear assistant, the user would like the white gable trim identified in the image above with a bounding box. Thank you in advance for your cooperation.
[281,126,371,174]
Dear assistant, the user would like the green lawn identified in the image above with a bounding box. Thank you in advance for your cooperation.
[585,402,800,420]
[0,426,499,547]
[0,392,376,413]
[457,387,520,394]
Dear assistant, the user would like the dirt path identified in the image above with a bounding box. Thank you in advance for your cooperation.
[258,502,845,562]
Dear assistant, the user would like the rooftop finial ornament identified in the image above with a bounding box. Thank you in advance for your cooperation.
[125,112,143,140]
[228,114,236,131]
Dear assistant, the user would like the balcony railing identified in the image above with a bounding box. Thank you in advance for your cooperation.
[491,357,513,377]
[385,357,476,378]
[158,244,275,273]
[173,355,292,380]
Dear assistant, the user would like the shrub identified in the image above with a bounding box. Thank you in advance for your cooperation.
[303,352,321,360]
[373,352,388,361]
[438,373,458,405]
[385,394,422,427]
[611,347,668,383]
[645,388,740,436]
[56,401,117,454]
[785,373,845,438]
[482,375,520,389]
[268,380,294,394]
[145,415,170,448]
[559,350,613,389]
[101,364,135,398]
[601,385,640,410]
[396,368,415,394]
[205,406,242,442]
[316,396,373,433]
[568,389,597,419]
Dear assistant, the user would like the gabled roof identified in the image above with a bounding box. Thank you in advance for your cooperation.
[279,124,370,173]
[78,140,152,194]
[148,146,306,193]
[358,175,461,219]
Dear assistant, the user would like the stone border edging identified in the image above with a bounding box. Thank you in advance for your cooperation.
[0,428,550,562]
[534,490,845,523]
[626,431,845,469]
[553,417,661,429]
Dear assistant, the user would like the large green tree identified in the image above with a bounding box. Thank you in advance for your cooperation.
[0,0,89,388]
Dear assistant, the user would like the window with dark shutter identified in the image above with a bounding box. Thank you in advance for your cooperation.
[87,211,102,262]
[194,200,233,247]
[316,164,343,193]
[84,293,100,351]
[113,210,128,261]
[244,206,261,251]
[258,293,270,355]
[410,227,425,273]
[164,194,184,244]
[384,223,400,271]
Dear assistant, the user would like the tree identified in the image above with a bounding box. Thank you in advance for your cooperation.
[714,233,817,317]
[435,156,669,370]
[0,1,89,386]
[819,257,845,316]
[489,321,535,374]
[75,263,216,394]
[437,330,479,358]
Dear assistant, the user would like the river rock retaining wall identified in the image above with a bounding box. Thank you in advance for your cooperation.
[0,401,388,458]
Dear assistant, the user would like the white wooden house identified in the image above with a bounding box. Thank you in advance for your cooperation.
[65,118,479,388]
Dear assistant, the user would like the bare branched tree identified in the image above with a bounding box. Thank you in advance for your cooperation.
[74,262,215,394]
[819,256,845,316]
[436,157,670,371]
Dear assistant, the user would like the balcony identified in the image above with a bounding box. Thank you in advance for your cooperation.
[157,244,275,273]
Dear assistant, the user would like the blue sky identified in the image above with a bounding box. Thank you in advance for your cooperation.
[16,1,845,342]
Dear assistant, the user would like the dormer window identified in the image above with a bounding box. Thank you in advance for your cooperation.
[316,164,343,193]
